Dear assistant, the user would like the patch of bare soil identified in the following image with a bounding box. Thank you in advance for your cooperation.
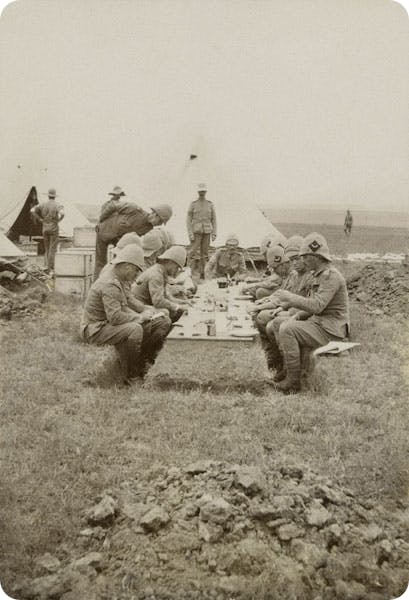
[10,461,409,600]
[347,262,409,317]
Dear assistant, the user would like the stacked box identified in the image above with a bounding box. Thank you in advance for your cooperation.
[54,252,94,299]
[73,226,96,248]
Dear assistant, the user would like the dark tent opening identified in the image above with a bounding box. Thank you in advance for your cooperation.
[8,186,42,242]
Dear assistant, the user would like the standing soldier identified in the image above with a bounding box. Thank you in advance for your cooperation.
[266,233,350,393]
[99,186,126,222]
[187,183,217,280]
[31,188,64,273]
[344,209,353,237]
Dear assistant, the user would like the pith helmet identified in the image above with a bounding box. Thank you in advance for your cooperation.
[284,234,304,259]
[158,245,187,268]
[198,183,207,192]
[225,233,239,246]
[109,186,126,196]
[260,234,287,256]
[142,229,163,257]
[157,227,175,250]
[151,204,173,224]
[266,245,290,267]
[112,245,145,270]
[116,232,142,249]
[299,233,331,261]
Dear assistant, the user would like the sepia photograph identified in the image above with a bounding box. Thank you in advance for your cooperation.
[0,0,408,598]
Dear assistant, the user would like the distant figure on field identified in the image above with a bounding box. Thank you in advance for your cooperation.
[94,200,173,280]
[81,245,172,385]
[31,188,64,273]
[99,186,126,222]
[205,234,246,281]
[344,209,353,237]
[187,183,217,280]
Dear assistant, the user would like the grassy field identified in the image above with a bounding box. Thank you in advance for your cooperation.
[273,223,408,256]
[1,270,409,594]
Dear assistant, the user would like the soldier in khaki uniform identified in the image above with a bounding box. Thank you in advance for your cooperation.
[204,234,246,280]
[265,233,350,393]
[31,188,64,272]
[99,186,126,222]
[133,246,190,322]
[81,245,172,385]
[187,183,217,280]
[254,237,313,369]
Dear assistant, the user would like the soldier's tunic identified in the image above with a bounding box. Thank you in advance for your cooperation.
[205,247,246,279]
[133,264,181,319]
[32,199,64,270]
[186,198,217,277]
[80,275,171,378]
[267,265,349,374]
[94,202,153,279]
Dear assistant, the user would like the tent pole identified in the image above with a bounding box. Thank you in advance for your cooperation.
[244,250,259,275]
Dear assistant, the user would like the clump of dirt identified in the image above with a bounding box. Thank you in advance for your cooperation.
[0,283,49,320]
[347,262,409,317]
[10,460,409,600]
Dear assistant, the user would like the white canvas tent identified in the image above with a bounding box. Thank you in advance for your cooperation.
[166,153,284,249]
[0,231,24,257]
[0,169,91,241]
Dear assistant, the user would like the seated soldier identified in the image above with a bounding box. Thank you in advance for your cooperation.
[80,245,172,385]
[264,233,350,393]
[98,233,142,281]
[253,237,313,369]
[133,246,190,323]
[141,229,163,267]
[241,235,286,294]
[204,234,246,281]
[244,245,291,300]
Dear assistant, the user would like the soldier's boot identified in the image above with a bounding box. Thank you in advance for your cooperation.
[190,259,201,282]
[273,368,287,383]
[125,336,144,383]
[199,258,207,280]
[275,368,301,394]
[259,332,283,372]
[115,342,130,382]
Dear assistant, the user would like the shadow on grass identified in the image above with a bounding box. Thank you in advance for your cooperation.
[146,373,269,396]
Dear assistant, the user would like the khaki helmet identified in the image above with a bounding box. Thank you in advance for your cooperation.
[198,183,207,192]
[158,245,187,268]
[284,234,304,259]
[266,245,290,267]
[116,232,142,249]
[299,233,331,261]
[44,188,57,198]
[260,234,286,256]
[157,227,175,250]
[151,204,173,224]
[112,245,145,270]
[225,233,239,247]
[141,229,163,257]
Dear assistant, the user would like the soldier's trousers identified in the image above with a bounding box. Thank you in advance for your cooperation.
[43,231,59,270]
[268,318,339,374]
[189,233,211,277]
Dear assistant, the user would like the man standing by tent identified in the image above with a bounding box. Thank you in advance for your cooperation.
[186,183,217,280]
[31,188,64,273]
[94,201,173,280]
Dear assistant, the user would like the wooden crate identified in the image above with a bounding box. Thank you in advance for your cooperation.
[73,226,96,248]
[54,275,93,298]
[60,248,96,273]
[55,252,94,276]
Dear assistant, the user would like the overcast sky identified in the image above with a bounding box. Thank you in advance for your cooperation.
[0,0,408,213]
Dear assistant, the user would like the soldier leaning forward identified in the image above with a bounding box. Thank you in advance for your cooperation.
[204,234,246,280]
[80,245,171,385]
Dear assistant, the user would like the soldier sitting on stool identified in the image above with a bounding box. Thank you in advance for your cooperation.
[266,233,350,393]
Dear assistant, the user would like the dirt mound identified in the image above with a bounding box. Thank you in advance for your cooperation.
[347,262,409,317]
[0,284,49,320]
[12,461,409,600]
